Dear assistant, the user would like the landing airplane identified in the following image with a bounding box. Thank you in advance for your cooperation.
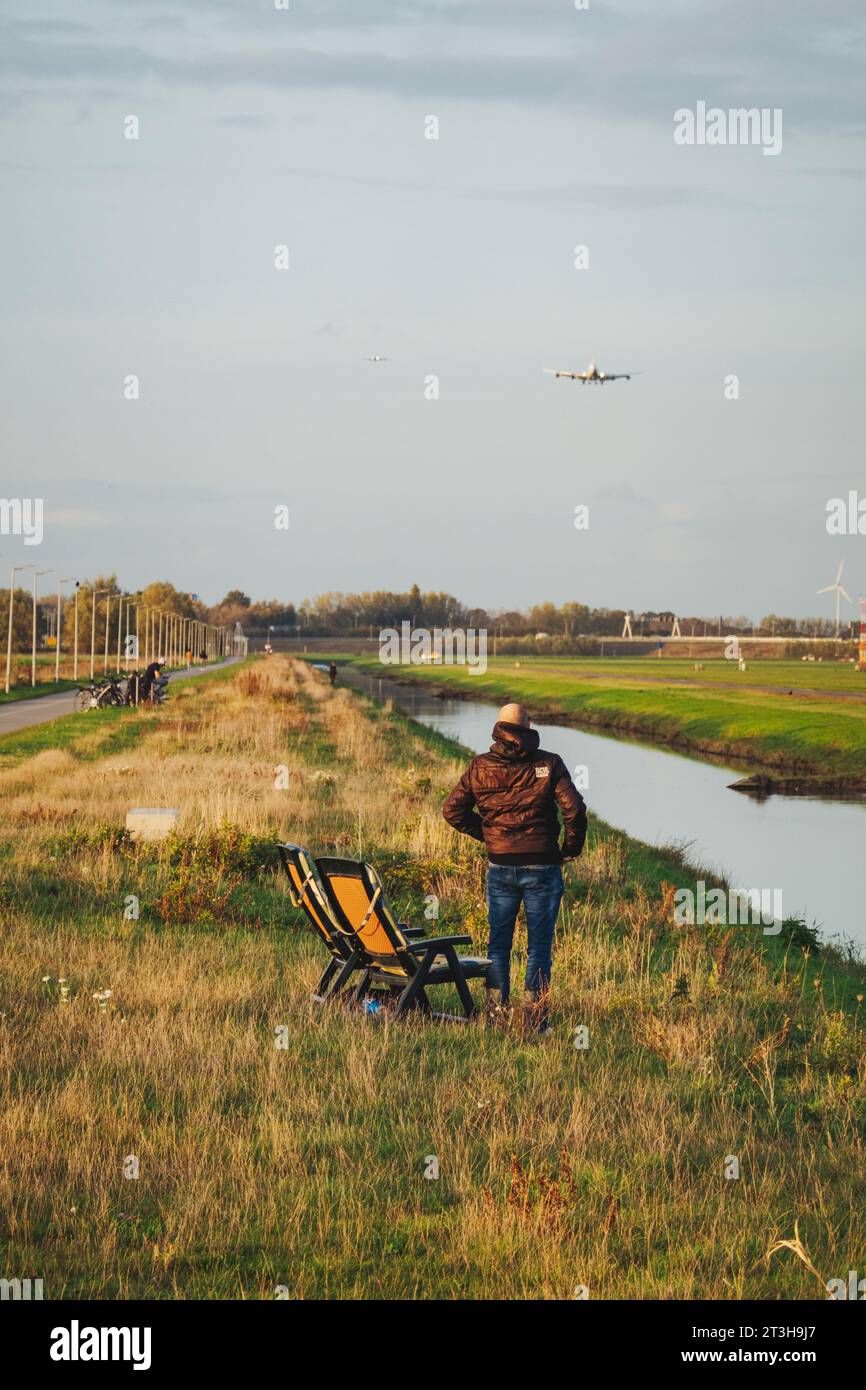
[543,359,638,383]
[366,353,388,362]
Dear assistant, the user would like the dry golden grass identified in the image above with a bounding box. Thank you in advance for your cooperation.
[0,655,864,1299]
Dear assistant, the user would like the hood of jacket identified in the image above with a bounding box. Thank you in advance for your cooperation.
[490,720,540,761]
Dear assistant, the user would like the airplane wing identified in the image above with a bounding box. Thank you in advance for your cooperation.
[543,368,589,380]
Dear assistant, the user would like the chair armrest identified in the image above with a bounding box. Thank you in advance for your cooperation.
[399,924,426,938]
[409,935,472,953]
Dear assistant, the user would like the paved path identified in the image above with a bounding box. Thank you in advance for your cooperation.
[0,659,241,737]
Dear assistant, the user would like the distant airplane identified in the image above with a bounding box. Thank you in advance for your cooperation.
[543,359,639,384]
[366,353,388,362]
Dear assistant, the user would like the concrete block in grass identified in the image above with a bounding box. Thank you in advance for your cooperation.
[126,808,180,842]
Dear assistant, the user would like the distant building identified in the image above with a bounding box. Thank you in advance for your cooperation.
[641,611,675,635]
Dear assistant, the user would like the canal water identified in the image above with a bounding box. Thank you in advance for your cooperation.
[340,667,866,952]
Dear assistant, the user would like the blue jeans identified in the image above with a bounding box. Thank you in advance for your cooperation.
[486,863,564,1002]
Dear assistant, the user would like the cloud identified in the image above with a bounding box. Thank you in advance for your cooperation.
[597,484,657,512]
[0,2,863,129]
[465,183,711,209]
[273,163,430,192]
[210,112,275,129]
[45,507,113,529]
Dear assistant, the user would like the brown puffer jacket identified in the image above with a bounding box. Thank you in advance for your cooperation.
[442,721,587,864]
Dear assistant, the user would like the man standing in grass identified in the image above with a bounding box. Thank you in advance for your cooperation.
[442,702,587,1031]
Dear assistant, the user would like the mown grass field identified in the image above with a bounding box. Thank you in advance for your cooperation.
[490,656,866,693]
[341,655,866,781]
[1,656,864,1299]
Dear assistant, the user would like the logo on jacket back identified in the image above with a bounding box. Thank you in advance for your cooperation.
[534,765,550,778]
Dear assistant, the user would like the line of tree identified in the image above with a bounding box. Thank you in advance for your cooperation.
[0,589,33,650]
[208,591,297,633]
[1,579,220,655]
[56,579,210,653]
[3,580,852,654]
[218,586,849,640]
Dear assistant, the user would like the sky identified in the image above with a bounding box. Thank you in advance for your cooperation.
[1,0,865,619]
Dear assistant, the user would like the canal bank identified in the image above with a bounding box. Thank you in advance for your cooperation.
[340,655,866,788]
[335,663,866,952]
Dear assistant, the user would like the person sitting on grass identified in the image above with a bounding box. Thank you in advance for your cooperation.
[442,702,587,1033]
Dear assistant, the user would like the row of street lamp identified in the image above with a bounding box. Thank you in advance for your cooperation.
[4,567,238,694]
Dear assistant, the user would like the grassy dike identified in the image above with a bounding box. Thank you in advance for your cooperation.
[0,661,245,767]
[0,656,864,1299]
[340,654,866,783]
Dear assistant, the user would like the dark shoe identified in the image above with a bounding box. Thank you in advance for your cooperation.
[484,988,510,1029]
[523,990,550,1035]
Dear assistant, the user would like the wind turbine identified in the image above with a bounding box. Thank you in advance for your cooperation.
[817,559,851,638]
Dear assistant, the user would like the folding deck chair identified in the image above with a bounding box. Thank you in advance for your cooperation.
[277,842,367,1002]
[316,856,491,1021]
[277,842,427,1003]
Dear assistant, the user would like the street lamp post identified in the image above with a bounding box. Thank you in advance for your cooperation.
[103,588,113,675]
[57,577,78,683]
[90,587,110,681]
[90,587,96,680]
[73,581,79,680]
[33,568,53,687]
[5,564,34,694]
[116,594,123,673]
[123,604,137,690]
[55,586,62,682]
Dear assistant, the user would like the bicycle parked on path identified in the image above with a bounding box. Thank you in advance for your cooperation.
[73,675,126,713]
